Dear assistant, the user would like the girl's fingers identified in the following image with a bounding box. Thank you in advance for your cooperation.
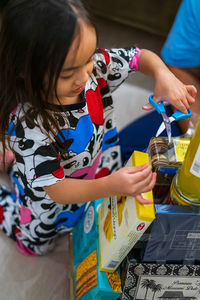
[133,171,157,194]
[186,85,197,99]
[135,173,157,204]
[128,165,152,184]
[142,96,162,110]
[175,98,188,113]
[186,94,194,106]
[186,92,196,106]
[145,84,196,113]
[125,164,150,174]
[142,103,154,111]
[140,172,157,193]
[136,194,153,204]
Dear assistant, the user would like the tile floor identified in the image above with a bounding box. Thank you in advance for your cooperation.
[0,16,166,300]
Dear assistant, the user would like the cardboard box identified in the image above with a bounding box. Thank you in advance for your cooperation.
[99,151,155,272]
[121,261,200,300]
[73,199,122,300]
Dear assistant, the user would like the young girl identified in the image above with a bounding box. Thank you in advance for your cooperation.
[0,0,196,256]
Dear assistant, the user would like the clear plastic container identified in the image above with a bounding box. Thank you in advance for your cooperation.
[148,136,190,203]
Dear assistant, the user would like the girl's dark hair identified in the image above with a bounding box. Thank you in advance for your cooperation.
[0,0,93,158]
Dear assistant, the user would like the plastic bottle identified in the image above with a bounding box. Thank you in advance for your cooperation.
[170,118,200,205]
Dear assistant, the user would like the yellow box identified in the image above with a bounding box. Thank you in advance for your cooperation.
[98,151,155,272]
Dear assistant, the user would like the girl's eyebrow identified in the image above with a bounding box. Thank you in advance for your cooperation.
[62,50,96,72]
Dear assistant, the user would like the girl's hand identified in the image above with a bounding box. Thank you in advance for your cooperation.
[142,68,197,113]
[107,164,156,204]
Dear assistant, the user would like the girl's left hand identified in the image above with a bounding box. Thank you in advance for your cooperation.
[142,69,197,113]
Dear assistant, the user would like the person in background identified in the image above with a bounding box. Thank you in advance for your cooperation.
[119,0,199,155]
[0,0,196,256]
[161,0,200,133]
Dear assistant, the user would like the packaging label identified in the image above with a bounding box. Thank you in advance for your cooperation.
[137,223,145,231]
[190,144,200,178]
[84,206,94,234]
[171,230,200,250]
[173,138,190,162]
[111,196,119,240]
[187,232,200,239]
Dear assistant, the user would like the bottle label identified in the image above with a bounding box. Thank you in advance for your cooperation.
[190,144,200,178]
[173,137,190,162]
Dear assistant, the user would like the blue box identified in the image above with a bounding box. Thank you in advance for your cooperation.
[73,199,122,300]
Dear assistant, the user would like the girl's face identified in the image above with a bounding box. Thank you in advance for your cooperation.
[52,21,97,105]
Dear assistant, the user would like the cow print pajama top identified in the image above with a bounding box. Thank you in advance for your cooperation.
[0,47,141,255]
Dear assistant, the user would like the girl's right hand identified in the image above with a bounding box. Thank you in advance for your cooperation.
[107,164,156,204]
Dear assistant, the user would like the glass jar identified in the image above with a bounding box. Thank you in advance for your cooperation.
[170,119,200,205]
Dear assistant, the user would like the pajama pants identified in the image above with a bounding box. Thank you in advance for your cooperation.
[0,186,54,256]
[0,186,35,255]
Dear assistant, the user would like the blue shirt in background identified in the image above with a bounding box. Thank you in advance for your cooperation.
[161,0,200,67]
